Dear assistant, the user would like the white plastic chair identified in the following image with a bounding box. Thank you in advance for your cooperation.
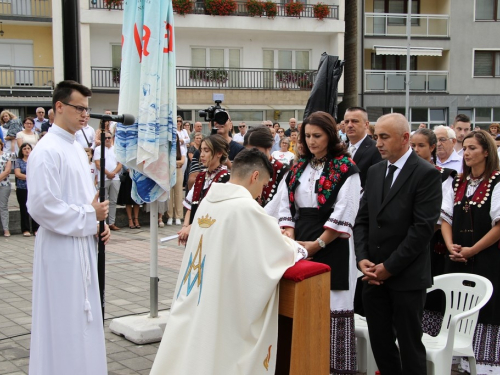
[354,313,378,375]
[422,273,493,375]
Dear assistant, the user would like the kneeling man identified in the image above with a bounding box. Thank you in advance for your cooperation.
[150,148,307,375]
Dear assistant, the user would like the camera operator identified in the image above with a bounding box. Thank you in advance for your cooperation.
[214,113,244,167]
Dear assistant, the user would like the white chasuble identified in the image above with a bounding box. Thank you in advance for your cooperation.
[150,182,304,375]
[27,125,107,375]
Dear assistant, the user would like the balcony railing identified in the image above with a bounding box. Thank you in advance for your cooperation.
[0,0,52,19]
[365,13,449,37]
[0,66,54,92]
[92,66,318,90]
[89,0,339,19]
[364,70,448,93]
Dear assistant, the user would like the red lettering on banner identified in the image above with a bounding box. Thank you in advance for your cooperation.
[163,23,173,53]
[133,23,152,62]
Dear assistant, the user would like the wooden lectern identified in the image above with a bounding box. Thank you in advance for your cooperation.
[275,260,331,375]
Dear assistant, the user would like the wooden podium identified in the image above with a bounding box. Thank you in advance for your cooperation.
[275,260,331,375]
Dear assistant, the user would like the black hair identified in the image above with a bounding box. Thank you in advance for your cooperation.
[412,128,438,164]
[243,126,274,149]
[52,80,92,109]
[17,142,33,159]
[454,114,471,124]
[300,111,345,159]
[231,148,273,180]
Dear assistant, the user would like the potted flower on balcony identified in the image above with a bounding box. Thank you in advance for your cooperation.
[297,76,313,89]
[285,1,303,17]
[313,2,329,20]
[247,0,264,16]
[173,0,194,15]
[189,68,229,84]
[264,1,277,18]
[205,0,237,16]
[104,0,123,10]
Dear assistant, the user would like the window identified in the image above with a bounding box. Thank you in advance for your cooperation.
[111,45,121,70]
[367,107,448,130]
[191,48,241,68]
[457,107,500,127]
[475,0,500,21]
[371,54,417,70]
[473,51,500,77]
[374,0,419,25]
[263,50,310,70]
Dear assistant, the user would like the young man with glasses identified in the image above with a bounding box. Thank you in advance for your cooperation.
[434,125,463,173]
[27,80,110,375]
[232,122,247,144]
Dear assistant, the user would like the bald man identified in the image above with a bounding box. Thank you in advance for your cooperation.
[354,113,442,375]
[284,118,297,137]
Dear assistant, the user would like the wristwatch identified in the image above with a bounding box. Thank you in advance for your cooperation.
[316,237,326,249]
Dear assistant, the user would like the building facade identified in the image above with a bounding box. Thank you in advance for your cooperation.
[345,0,500,129]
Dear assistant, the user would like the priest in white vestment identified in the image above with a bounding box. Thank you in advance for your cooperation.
[150,148,307,375]
[27,81,110,375]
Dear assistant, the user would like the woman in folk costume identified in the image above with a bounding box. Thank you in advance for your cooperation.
[410,128,457,336]
[279,111,360,375]
[242,126,289,214]
[441,129,500,374]
[178,134,230,245]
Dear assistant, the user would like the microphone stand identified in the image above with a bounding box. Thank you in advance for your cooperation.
[98,121,106,324]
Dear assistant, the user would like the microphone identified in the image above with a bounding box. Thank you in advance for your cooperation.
[89,113,135,125]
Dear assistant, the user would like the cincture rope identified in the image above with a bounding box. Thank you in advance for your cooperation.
[78,237,93,322]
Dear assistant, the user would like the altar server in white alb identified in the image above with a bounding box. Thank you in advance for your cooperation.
[150,148,308,375]
[27,80,110,375]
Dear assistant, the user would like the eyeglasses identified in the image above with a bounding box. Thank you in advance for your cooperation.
[105,137,112,140]
[61,102,91,114]
[266,124,272,127]
[238,125,246,128]
[278,130,284,133]
[437,137,450,143]
[37,111,45,114]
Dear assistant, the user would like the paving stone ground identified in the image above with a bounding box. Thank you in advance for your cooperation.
[0,185,463,374]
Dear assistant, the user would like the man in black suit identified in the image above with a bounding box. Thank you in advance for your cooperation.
[354,113,442,375]
[344,107,382,189]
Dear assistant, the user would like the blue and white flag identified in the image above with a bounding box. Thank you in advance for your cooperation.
[115,0,176,203]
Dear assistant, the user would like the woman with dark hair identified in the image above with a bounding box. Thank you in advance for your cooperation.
[16,117,39,149]
[178,135,230,245]
[243,126,289,216]
[14,143,39,236]
[410,128,456,336]
[279,111,360,374]
[440,129,500,374]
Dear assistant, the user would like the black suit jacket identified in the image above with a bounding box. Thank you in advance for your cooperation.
[352,136,382,188]
[354,151,442,291]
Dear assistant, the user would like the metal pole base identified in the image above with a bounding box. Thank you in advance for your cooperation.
[150,277,159,318]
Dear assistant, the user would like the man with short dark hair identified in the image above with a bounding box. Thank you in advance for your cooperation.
[344,107,382,189]
[354,113,442,375]
[150,148,307,375]
[452,114,471,156]
[27,80,110,374]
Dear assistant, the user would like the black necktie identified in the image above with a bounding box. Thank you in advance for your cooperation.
[383,165,398,200]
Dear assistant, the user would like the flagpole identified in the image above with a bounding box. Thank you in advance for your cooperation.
[98,120,106,324]
[150,201,159,318]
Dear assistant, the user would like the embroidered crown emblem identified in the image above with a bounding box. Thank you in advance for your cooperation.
[197,214,216,228]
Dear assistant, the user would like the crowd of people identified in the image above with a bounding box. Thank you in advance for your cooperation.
[3,79,500,375]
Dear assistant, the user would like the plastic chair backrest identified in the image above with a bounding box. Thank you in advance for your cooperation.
[429,273,493,344]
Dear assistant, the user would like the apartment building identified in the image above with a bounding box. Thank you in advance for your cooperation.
[78,0,345,127]
[345,0,500,130]
[0,0,54,119]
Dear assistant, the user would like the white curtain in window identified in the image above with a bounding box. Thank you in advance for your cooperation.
[229,49,240,68]
[278,50,292,70]
[295,51,309,70]
[210,49,224,68]
[263,50,274,69]
[192,48,206,67]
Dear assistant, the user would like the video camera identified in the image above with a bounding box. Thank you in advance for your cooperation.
[198,99,228,126]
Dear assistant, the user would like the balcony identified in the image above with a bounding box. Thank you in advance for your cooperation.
[364,70,448,93]
[0,0,52,20]
[0,66,54,93]
[88,0,339,19]
[365,13,449,38]
[91,66,318,91]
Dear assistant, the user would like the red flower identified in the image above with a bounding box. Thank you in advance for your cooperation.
[318,194,326,204]
[319,176,326,185]
[334,173,340,181]
[335,156,342,160]
[340,164,348,173]
[324,180,332,190]
[289,192,294,202]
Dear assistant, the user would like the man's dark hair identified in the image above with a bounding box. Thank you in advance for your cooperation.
[290,128,298,134]
[243,126,274,149]
[231,148,273,181]
[52,80,92,108]
[454,114,471,124]
[346,106,367,114]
